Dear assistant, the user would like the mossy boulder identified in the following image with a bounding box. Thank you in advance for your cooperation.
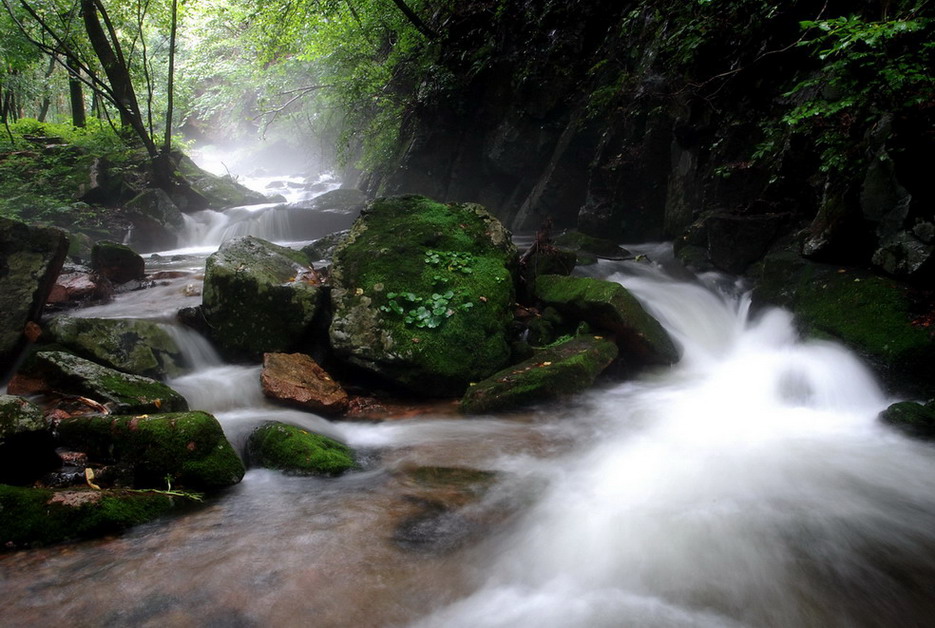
[48,316,186,379]
[533,275,679,366]
[0,395,58,485]
[329,195,516,396]
[460,335,618,414]
[10,351,188,414]
[123,187,184,252]
[56,411,244,490]
[0,394,46,442]
[879,400,935,437]
[247,421,355,476]
[0,484,181,549]
[176,154,269,209]
[202,236,322,361]
[90,240,145,285]
[0,216,69,383]
[553,231,631,264]
[753,250,935,397]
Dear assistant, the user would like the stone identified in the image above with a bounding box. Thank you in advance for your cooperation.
[705,213,788,274]
[879,400,935,438]
[0,395,58,485]
[123,187,185,252]
[176,154,270,209]
[460,335,618,414]
[201,236,322,361]
[329,195,517,396]
[91,240,145,285]
[247,421,355,476]
[553,231,631,261]
[55,411,245,490]
[9,351,189,415]
[301,230,349,262]
[46,265,114,306]
[533,274,679,366]
[48,316,186,379]
[0,217,69,383]
[260,352,349,416]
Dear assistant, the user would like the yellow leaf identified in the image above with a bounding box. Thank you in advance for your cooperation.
[85,468,101,491]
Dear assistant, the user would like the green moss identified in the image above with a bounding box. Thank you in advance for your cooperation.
[879,401,935,438]
[247,422,356,476]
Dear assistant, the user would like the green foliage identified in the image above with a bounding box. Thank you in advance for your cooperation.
[380,289,475,329]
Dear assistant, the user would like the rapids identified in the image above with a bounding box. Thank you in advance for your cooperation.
[3,184,935,627]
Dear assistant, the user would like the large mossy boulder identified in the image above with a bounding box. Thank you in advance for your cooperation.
[0,484,180,550]
[753,250,935,397]
[553,231,631,264]
[9,351,188,414]
[202,236,322,361]
[247,421,355,476]
[329,195,516,396]
[48,316,185,379]
[56,411,244,490]
[123,187,185,252]
[533,275,679,366]
[461,335,618,414]
[176,154,269,209]
[0,217,69,383]
[90,240,145,285]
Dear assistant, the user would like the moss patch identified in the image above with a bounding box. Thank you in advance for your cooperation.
[247,421,356,476]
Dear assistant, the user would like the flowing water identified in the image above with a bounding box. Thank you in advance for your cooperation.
[3,184,935,627]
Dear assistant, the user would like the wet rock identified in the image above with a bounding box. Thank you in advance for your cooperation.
[260,352,349,416]
[0,217,69,383]
[329,195,516,396]
[0,484,180,550]
[56,411,244,490]
[461,335,618,414]
[123,188,184,252]
[879,400,935,438]
[534,275,679,366]
[9,351,188,414]
[48,316,185,380]
[553,230,631,263]
[247,421,355,476]
[705,213,788,275]
[177,154,269,209]
[46,264,114,306]
[518,244,577,297]
[301,188,367,214]
[301,230,349,262]
[91,240,145,285]
[202,236,322,361]
[0,395,58,485]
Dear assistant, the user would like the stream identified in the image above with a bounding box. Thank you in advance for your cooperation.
[2,175,935,627]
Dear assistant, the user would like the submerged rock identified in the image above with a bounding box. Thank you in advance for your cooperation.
[9,351,188,414]
[0,217,69,383]
[247,421,355,476]
[534,275,679,366]
[48,316,186,379]
[329,195,516,396]
[460,335,618,414]
[91,240,145,285]
[202,236,322,361]
[879,400,935,437]
[260,352,349,416]
[56,411,245,490]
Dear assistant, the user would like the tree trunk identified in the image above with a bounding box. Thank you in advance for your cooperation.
[66,57,87,128]
[388,0,437,39]
[162,0,178,155]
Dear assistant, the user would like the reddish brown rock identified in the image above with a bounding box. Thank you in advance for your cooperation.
[47,267,113,305]
[260,353,349,416]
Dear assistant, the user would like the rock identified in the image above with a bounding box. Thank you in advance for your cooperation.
[0,217,69,383]
[246,421,355,476]
[753,250,935,397]
[460,335,618,414]
[0,395,46,440]
[0,484,180,549]
[553,231,631,262]
[533,275,679,366]
[518,244,577,297]
[301,230,349,262]
[9,351,189,414]
[91,240,145,285]
[177,154,270,209]
[260,353,349,416]
[46,264,114,306]
[302,188,367,214]
[879,400,935,438]
[48,316,186,379]
[0,395,58,485]
[705,213,788,275]
[56,411,244,490]
[201,236,322,361]
[329,195,517,396]
[123,187,184,252]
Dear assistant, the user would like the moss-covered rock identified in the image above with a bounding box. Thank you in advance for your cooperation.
[0,394,46,442]
[301,230,349,262]
[553,231,631,263]
[0,216,69,383]
[56,411,244,490]
[202,236,322,361]
[460,335,618,413]
[0,484,181,549]
[879,400,935,437]
[90,240,145,285]
[329,195,516,396]
[753,250,935,397]
[48,316,185,379]
[247,421,355,476]
[533,275,679,366]
[0,395,58,485]
[10,350,188,414]
[176,154,270,209]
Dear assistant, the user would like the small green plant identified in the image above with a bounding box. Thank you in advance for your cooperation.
[424,249,475,274]
[380,290,475,329]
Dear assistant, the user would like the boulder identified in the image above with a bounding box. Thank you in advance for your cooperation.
[247,421,355,476]
[201,236,322,361]
[260,352,349,416]
[301,230,349,262]
[302,188,367,214]
[0,395,58,484]
[176,154,270,209]
[0,484,180,549]
[56,411,244,490]
[46,265,113,306]
[90,240,145,285]
[329,195,517,396]
[553,231,631,263]
[460,335,618,414]
[518,244,577,298]
[879,400,935,438]
[8,351,188,414]
[48,316,185,379]
[0,217,69,383]
[123,187,184,252]
[533,275,679,366]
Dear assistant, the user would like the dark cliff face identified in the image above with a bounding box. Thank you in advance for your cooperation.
[367,0,933,282]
